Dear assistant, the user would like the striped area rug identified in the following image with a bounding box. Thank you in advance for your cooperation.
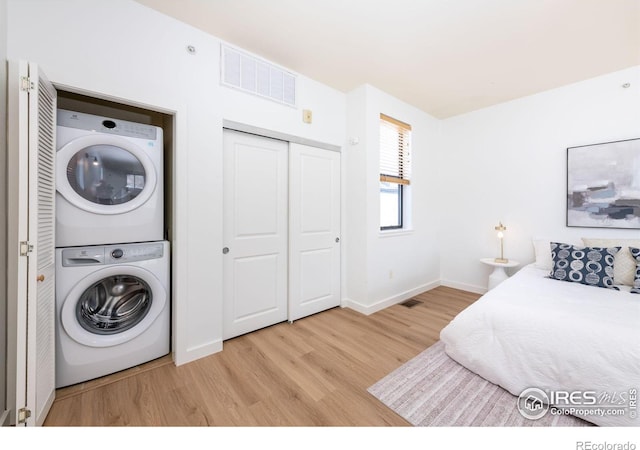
[367,341,592,427]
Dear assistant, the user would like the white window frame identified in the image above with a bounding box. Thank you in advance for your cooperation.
[379,113,411,232]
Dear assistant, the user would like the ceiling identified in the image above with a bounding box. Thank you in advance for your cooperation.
[135,0,640,118]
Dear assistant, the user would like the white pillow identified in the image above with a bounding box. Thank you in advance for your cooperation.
[532,238,554,271]
[581,238,640,286]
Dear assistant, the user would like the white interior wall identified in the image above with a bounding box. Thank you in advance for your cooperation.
[6,0,639,373]
[221,68,345,146]
[344,86,368,306]
[439,65,640,293]
[344,85,441,314]
[0,0,8,421]
[6,0,346,365]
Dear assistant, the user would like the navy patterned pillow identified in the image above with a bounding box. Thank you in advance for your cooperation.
[549,242,620,290]
[630,247,640,294]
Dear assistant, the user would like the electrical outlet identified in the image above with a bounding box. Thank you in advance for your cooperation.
[389,270,394,279]
[303,109,312,124]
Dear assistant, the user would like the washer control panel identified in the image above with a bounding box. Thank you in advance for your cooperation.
[62,242,165,266]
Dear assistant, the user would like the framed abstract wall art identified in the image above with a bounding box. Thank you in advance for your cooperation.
[567,137,640,229]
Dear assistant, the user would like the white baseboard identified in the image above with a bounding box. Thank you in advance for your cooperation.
[342,280,440,316]
[36,391,55,426]
[174,339,223,366]
[440,279,487,295]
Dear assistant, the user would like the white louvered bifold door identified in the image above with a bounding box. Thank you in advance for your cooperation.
[7,61,56,427]
[27,63,57,426]
[7,60,30,427]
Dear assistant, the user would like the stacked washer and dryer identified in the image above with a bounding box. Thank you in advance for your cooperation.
[54,109,170,388]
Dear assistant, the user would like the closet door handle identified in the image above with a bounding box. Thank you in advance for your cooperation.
[222,247,230,254]
[335,237,340,243]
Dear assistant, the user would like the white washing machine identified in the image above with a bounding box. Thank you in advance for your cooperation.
[56,109,164,247]
[55,241,170,388]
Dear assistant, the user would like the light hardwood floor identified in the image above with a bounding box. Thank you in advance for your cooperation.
[44,286,480,426]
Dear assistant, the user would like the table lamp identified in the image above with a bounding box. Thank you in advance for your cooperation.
[494,222,508,263]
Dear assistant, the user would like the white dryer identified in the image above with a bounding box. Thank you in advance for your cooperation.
[55,241,170,388]
[56,109,164,247]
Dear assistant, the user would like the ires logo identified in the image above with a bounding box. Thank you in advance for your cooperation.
[517,388,550,420]
[630,388,637,419]
[517,387,637,420]
[549,390,598,406]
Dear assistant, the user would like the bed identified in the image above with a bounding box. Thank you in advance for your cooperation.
[440,241,640,427]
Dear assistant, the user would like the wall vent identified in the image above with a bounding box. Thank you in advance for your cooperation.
[221,44,296,107]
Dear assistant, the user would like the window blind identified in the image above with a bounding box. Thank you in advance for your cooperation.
[379,113,411,185]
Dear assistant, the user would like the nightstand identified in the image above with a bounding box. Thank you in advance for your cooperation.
[480,258,520,290]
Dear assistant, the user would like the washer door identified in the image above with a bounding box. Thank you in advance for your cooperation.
[56,134,157,215]
[61,265,166,348]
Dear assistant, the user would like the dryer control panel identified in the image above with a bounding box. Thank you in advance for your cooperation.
[57,109,158,140]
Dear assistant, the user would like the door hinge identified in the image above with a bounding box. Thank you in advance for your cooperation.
[20,76,34,92]
[20,241,34,256]
[17,407,31,424]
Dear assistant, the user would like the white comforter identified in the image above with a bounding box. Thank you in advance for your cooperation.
[440,264,640,427]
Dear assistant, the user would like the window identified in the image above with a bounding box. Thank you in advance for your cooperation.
[379,114,411,230]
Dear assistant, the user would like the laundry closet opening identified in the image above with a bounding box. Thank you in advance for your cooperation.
[54,90,175,385]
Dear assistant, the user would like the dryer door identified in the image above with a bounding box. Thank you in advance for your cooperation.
[56,134,157,215]
[60,265,166,347]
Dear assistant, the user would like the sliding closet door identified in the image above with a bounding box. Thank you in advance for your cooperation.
[288,143,341,322]
[222,130,288,340]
